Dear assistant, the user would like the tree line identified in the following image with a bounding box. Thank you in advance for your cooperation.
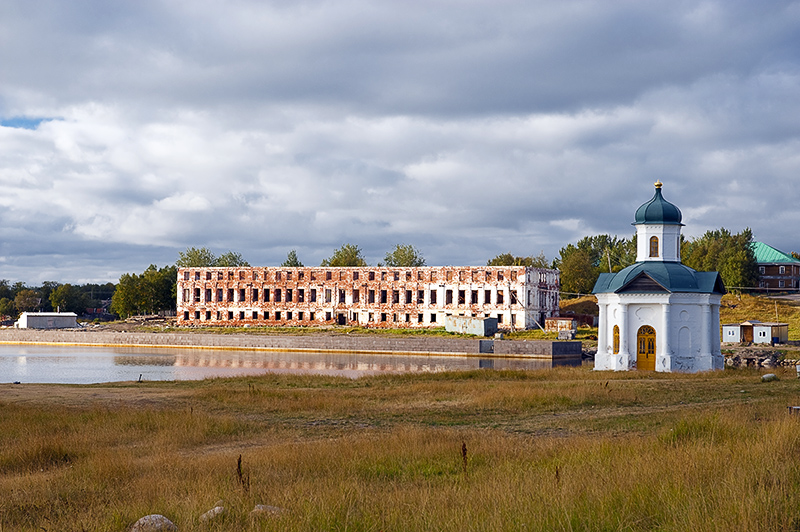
[0,230,763,320]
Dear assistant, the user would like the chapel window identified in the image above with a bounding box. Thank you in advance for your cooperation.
[649,236,659,258]
[613,325,620,355]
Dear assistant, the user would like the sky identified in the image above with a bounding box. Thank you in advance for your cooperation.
[2,0,800,284]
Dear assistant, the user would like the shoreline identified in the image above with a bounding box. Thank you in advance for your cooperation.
[0,328,583,359]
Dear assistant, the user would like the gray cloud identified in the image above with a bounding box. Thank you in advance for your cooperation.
[1,0,800,283]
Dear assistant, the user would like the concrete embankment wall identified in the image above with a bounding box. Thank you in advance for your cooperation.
[0,329,582,358]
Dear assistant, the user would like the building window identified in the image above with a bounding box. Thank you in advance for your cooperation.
[275,289,282,302]
[369,290,375,303]
[339,290,346,303]
[276,311,281,320]
[286,289,293,302]
[252,311,258,319]
[353,271,359,281]
[206,311,211,321]
[381,290,388,303]
[239,311,245,319]
[239,289,245,302]
[298,289,305,302]
[392,290,399,304]
[650,236,659,257]
[228,311,234,320]
[780,266,786,274]
[613,325,620,354]
[310,289,317,302]
[446,290,453,305]
[326,271,332,280]
[287,312,292,320]
[430,290,437,304]
[759,266,766,274]
[485,290,491,304]
[325,289,332,303]
[431,313,437,323]
[497,291,504,304]
[779,280,785,288]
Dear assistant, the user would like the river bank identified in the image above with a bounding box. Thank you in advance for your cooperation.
[0,328,583,358]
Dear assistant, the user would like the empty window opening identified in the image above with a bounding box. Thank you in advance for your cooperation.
[276,272,282,281]
[326,271,332,280]
[325,312,332,321]
[183,311,189,320]
[239,289,246,302]
[218,272,223,280]
[381,272,387,281]
[194,288,201,302]
[298,289,305,302]
[511,270,517,281]
[264,311,270,320]
[405,290,412,304]
[228,271,234,280]
[417,290,424,304]
[252,288,258,301]
[183,289,189,302]
[325,289,332,303]
[252,311,258,319]
[405,313,410,323]
[369,290,375,303]
[446,271,453,281]
[511,291,519,305]
[418,313,423,322]
[205,289,212,302]
[381,313,387,322]
[471,290,478,304]
[299,311,304,320]
[497,314,503,324]
[381,290,388,304]
[286,271,292,280]
[206,272,212,280]
[239,311,245,320]
[216,311,222,320]
[458,290,466,305]
[264,289,270,302]
[446,290,453,305]
[195,272,200,281]
[485,290,491,304]
[430,290,437,304]
[253,272,259,280]
[393,313,398,322]
[339,290,346,303]
[353,271,359,280]
[228,311,234,320]
[195,311,201,320]
[309,312,315,320]
[431,313,437,323]
[497,291,504,304]
[369,271,375,281]
[369,313,374,322]
[498,271,504,281]
[217,289,223,302]
[394,271,400,281]
[286,289,293,302]
[184,271,190,280]
[239,271,245,280]
[275,289,282,302]
[299,271,305,280]
[275,311,281,320]
[206,311,212,320]
[287,311,293,320]
[392,290,399,304]
[310,289,317,302]
[353,289,360,302]
[310,271,316,281]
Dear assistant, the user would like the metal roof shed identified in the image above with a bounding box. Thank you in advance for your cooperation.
[15,312,79,329]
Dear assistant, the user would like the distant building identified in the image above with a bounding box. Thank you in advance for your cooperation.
[176,266,560,330]
[751,242,800,291]
[722,320,789,345]
[15,312,79,329]
[593,182,725,372]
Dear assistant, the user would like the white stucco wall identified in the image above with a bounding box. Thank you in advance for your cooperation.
[595,292,722,372]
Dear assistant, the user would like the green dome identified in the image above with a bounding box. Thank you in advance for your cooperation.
[634,183,682,225]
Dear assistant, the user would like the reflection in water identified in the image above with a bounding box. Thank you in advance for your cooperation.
[0,344,583,384]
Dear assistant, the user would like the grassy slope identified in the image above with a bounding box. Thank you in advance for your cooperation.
[3,367,800,531]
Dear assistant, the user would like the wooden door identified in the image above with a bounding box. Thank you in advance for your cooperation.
[637,325,656,371]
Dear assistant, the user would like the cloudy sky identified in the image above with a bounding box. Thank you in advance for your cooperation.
[1,1,800,284]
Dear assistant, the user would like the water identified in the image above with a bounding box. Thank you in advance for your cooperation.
[0,345,582,384]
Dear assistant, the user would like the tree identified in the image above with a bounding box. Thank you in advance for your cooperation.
[176,247,217,268]
[682,228,759,290]
[558,249,598,296]
[382,244,426,267]
[111,264,177,318]
[0,298,15,318]
[281,250,304,267]
[487,251,549,268]
[321,244,368,267]
[215,251,250,267]
[14,289,40,313]
[49,284,88,314]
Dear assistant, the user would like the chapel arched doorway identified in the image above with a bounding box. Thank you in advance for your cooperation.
[637,325,656,371]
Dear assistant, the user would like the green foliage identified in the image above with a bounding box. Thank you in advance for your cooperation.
[0,297,15,318]
[682,228,759,290]
[176,247,250,268]
[321,243,368,267]
[14,289,41,313]
[49,284,88,314]
[382,244,426,267]
[281,249,304,267]
[0,280,12,300]
[176,246,217,268]
[487,251,549,268]
[554,235,636,296]
[111,265,177,318]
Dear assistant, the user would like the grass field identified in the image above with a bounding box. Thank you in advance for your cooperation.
[3,366,800,531]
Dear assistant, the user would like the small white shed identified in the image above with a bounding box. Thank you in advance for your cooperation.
[721,320,788,345]
[15,312,79,329]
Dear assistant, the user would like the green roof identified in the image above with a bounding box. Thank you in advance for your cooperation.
[634,184,683,226]
[593,261,725,294]
[750,242,800,264]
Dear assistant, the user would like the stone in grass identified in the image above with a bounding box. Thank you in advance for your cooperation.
[762,373,779,382]
[129,514,178,532]
[250,504,285,518]
[199,505,226,522]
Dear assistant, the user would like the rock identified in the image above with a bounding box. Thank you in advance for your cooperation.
[129,514,177,532]
[761,373,779,382]
[199,506,225,522]
[250,504,285,518]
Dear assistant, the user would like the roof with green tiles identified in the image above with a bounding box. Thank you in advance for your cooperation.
[633,182,683,226]
[593,261,725,294]
[750,241,800,264]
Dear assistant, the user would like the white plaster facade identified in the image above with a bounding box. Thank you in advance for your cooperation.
[593,183,725,372]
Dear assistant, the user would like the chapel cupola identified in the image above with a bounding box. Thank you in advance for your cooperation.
[633,181,683,262]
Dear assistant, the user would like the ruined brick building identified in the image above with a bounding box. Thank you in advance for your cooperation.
[176,266,560,330]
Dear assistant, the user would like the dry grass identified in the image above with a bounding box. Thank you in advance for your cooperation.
[3,367,800,531]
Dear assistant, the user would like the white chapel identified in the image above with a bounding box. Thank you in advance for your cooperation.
[592,182,725,372]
